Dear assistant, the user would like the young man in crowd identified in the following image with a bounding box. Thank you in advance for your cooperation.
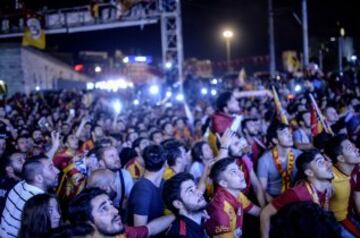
[68,188,174,238]
[206,158,260,238]
[125,137,151,180]
[293,111,313,150]
[162,140,189,180]
[98,146,134,210]
[257,122,302,201]
[241,118,267,166]
[0,152,26,214]
[128,145,167,227]
[227,135,266,207]
[325,134,360,237]
[163,173,208,238]
[0,156,60,237]
[86,168,117,201]
[260,149,334,238]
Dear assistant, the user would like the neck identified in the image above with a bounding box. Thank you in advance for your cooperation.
[137,156,144,167]
[172,164,184,174]
[277,145,290,157]
[336,162,355,176]
[29,182,46,192]
[179,210,203,225]
[224,187,241,199]
[144,170,163,187]
[308,178,330,193]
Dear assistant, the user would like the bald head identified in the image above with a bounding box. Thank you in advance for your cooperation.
[87,169,116,195]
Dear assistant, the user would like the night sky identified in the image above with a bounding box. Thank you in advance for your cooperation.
[1,0,359,62]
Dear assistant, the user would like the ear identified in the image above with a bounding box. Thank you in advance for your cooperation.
[5,166,14,175]
[172,200,183,211]
[219,179,228,188]
[272,137,279,145]
[99,160,105,168]
[337,155,345,163]
[304,168,314,177]
[34,174,43,184]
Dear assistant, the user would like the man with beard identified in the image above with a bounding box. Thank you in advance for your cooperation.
[205,158,260,238]
[0,156,60,237]
[227,135,265,207]
[163,173,207,238]
[0,152,26,214]
[257,122,302,201]
[260,149,334,238]
[68,188,175,238]
[241,118,266,166]
[325,135,360,237]
[98,146,134,212]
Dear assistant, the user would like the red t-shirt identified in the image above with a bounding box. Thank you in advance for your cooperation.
[271,183,327,210]
[116,225,148,238]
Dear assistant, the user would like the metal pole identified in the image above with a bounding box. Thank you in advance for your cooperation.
[319,45,323,71]
[302,0,309,66]
[226,39,231,72]
[268,0,276,77]
[338,37,343,72]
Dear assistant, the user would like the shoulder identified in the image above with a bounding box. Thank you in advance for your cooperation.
[293,149,302,157]
[121,169,133,181]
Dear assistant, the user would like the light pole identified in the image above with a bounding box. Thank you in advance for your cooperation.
[223,29,234,72]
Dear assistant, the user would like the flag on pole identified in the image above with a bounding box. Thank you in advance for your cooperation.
[309,94,334,136]
[22,14,46,49]
[272,86,288,125]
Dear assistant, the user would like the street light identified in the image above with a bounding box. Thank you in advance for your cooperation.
[222,29,234,72]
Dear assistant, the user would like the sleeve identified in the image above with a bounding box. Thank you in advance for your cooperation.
[125,225,149,238]
[293,130,302,144]
[238,192,254,212]
[257,153,269,179]
[205,203,232,236]
[242,155,254,172]
[189,162,202,181]
[271,189,299,210]
[129,183,151,216]
[122,169,134,198]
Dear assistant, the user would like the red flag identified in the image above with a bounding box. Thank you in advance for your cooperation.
[310,103,323,137]
[272,87,289,125]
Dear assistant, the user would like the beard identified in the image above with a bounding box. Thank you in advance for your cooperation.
[183,199,207,214]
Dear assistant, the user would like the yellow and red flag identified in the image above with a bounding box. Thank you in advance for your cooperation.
[272,86,289,125]
[309,94,334,137]
[22,14,46,49]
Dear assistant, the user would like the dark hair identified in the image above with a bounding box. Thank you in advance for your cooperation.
[49,223,94,238]
[295,111,309,124]
[241,118,258,133]
[324,134,348,164]
[132,137,147,150]
[270,202,341,238]
[142,145,167,172]
[68,188,106,224]
[266,121,289,145]
[163,140,184,167]
[22,156,47,184]
[191,141,208,163]
[150,130,162,141]
[295,149,321,182]
[18,194,59,238]
[313,132,333,152]
[209,157,235,185]
[216,91,233,112]
[163,173,194,214]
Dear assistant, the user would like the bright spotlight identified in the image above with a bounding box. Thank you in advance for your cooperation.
[133,99,140,105]
[35,86,40,91]
[86,82,95,90]
[165,62,173,69]
[149,85,160,95]
[113,100,122,114]
[211,89,217,96]
[176,94,184,101]
[351,55,357,61]
[95,66,102,73]
[294,84,302,92]
[223,30,234,39]
[201,88,208,95]
[134,56,147,62]
[123,57,129,64]
[211,79,218,85]
[166,91,172,97]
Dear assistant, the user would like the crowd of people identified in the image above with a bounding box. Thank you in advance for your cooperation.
[0,67,359,238]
